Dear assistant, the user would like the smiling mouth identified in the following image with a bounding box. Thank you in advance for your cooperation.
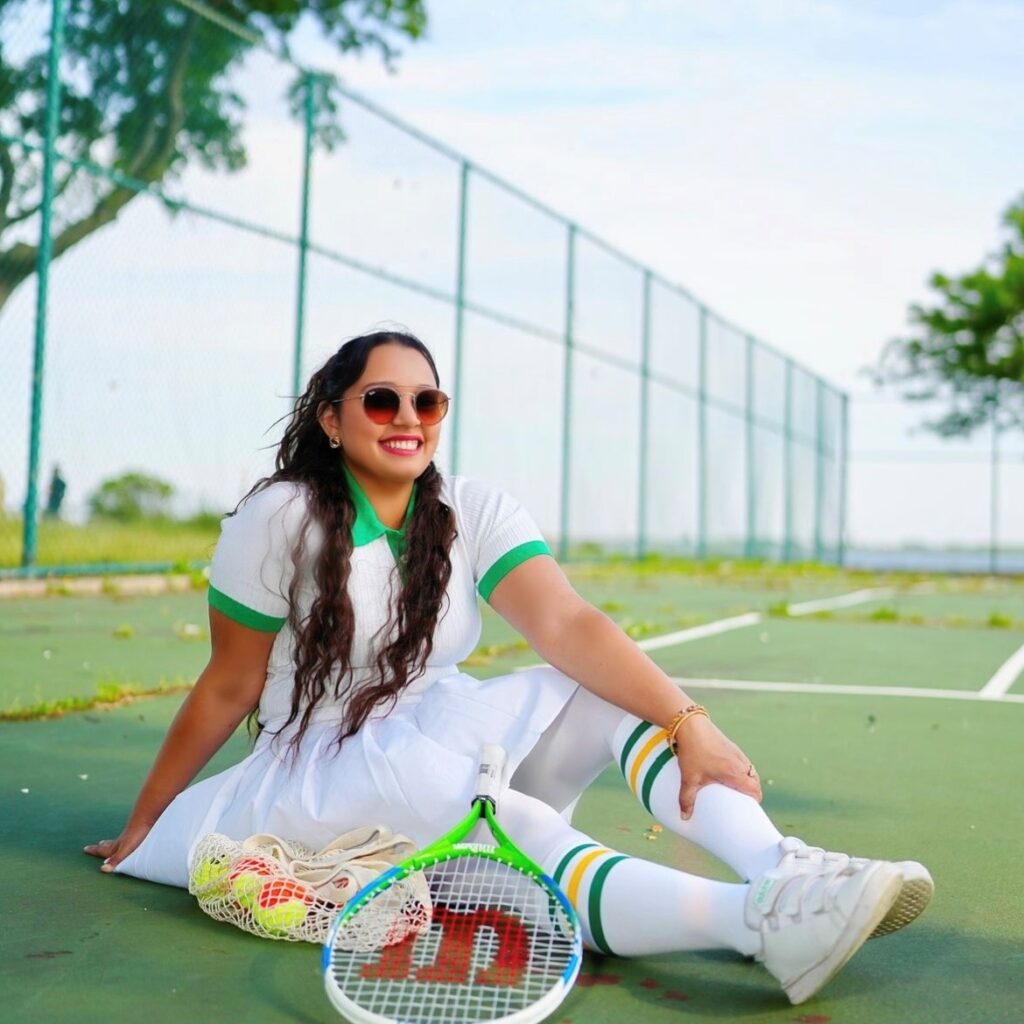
[379,439,423,454]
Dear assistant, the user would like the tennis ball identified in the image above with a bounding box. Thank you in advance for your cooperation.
[251,879,312,937]
[228,856,274,911]
[190,856,230,896]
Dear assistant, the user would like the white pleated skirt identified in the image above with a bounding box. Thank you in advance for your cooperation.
[115,665,579,888]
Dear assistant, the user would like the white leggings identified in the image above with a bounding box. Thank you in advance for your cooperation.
[503,685,787,957]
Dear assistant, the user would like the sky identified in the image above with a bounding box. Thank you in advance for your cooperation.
[297,0,1024,548]
[3,0,1023,553]
[308,0,1024,395]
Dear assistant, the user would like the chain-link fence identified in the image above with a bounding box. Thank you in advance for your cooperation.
[1,0,846,577]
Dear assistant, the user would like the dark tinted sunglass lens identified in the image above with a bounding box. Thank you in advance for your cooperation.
[416,390,448,424]
[363,388,401,423]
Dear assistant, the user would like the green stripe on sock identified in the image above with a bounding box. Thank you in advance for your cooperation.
[553,843,597,886]
[639,748,675,814]
[587,854,628,955]
[617,720,652,778]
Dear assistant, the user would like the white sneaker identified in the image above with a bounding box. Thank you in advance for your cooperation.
[747,857,902,1005]
[777,837,934,939]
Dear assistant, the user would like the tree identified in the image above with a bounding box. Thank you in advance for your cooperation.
[0,0,427,314]
[873,195,1024,437]
[88,470,175,521]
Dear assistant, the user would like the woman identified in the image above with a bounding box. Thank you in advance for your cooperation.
[85,330,931,1005]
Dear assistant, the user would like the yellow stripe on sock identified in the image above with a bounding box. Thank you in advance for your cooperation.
[567,847,613,907]
[627,728,669,795]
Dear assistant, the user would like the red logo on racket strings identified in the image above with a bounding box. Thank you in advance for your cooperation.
[361,907,530,986]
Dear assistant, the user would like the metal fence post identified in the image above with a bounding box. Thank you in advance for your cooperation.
[22,0,66,569]
[838,391,849,566]
[637,270,652,558]
[814,378,825,562]
[292,72,316,398]
[782,360,794,562]
[557,225,577,562]
[989,401,1000,575]
[745,335,756,560]
[450,160,470,476]
[696,307,708,559]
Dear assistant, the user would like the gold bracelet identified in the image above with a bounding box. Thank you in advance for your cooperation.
[666,704,709,753]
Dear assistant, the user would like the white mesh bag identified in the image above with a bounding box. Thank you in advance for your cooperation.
[188,825,430,943]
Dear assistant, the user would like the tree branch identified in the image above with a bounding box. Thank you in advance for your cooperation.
[0,140,15,233]
[3,13,201,292]
[126,12,199,182]
[51,182,137,260]
[0,240,39,291]
[3,168,78,229]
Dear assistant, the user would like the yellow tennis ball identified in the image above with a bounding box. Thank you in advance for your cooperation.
[252,879,311,937]
[190,856,229,896]
[229,856,274,911]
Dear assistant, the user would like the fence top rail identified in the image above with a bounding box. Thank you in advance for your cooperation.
[161,0,843,401]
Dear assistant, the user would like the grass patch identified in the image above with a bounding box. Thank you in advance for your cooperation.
[618,618,663,639]
[1,677,193,722]
[461,638,532,667]
[869,606,901,622]
[800,607,1024,630]
[0,518,219,571]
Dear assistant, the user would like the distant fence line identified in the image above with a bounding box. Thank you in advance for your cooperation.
[1,0,846,577]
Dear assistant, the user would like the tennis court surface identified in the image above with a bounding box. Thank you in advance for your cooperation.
[2,562,1022,1023]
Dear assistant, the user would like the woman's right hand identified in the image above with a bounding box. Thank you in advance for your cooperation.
[83,820,154,873]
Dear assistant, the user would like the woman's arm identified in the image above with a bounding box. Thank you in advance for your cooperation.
[487,555,762,817]
[84,607,276,871]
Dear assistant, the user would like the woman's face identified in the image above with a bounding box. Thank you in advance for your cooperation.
[321,343,443,488]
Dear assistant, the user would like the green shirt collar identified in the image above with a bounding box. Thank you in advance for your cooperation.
[342,462,418,553]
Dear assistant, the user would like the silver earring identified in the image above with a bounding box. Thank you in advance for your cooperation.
[329,436,341,449]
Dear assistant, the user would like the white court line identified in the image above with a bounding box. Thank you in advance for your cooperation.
[515,587,896,672]
[787,587,895,616]
[639,587,893,652]
[979,640,1024,699]
[635,612,761,652]
[673,676,1024,704]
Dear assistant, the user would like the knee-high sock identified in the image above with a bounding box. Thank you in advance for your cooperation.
[500,790,760,958]
[512,683,785,881]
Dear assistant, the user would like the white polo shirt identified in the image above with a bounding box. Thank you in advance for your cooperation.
[207,465,551,730]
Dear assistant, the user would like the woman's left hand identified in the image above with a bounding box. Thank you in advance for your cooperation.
[673,714,762,819]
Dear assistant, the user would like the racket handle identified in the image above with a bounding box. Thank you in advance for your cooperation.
[475,744,508,807]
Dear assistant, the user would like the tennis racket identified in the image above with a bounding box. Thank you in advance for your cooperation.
[323,744,582,1024]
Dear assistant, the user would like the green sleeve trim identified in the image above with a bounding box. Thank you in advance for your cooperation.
[208,585,286,633]
[477,540,552,603]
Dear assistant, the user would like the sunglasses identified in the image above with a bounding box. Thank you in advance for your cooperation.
[333,387,451,426]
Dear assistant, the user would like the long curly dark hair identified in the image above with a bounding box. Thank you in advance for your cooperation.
[236,330,457,753]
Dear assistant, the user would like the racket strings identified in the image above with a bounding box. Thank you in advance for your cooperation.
[327,854,578,1024]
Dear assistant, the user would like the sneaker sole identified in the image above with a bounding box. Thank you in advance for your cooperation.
[785,863,902,1005]
[869,874,934,939]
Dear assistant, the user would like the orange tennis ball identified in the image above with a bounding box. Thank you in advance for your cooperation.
[251,878,313,937]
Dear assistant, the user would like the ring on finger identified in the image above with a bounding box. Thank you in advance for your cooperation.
[746,764,757,778]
